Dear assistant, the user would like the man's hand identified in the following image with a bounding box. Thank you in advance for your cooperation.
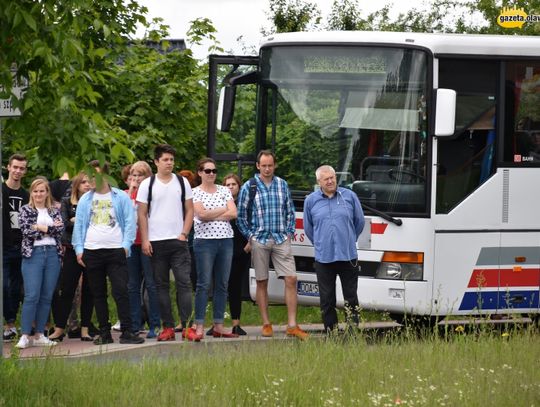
[77,254,86,267]
[142,240,153,256]
[243,241,251,253]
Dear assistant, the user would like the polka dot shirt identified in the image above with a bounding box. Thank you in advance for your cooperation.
[193,185,234,239]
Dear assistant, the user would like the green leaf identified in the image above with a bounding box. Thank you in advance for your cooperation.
[21,9,37,31]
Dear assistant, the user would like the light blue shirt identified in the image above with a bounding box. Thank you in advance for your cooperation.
[303,187,364,263]
[72,187,136,256]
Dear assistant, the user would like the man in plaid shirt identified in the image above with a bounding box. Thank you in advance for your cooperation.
[237,150,308,340]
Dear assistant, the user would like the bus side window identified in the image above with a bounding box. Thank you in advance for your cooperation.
[436,59,498,214]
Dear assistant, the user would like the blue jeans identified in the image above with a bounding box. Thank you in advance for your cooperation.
[193,238,233,324]
[3,245,23,324]
[20,245,61,335]
[127,244,160,331]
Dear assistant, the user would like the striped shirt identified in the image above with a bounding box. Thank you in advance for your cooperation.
[237,174,295,245]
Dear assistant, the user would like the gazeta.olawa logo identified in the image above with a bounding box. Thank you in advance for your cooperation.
[497,6,540,28]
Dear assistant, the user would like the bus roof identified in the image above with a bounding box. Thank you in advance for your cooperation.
[260,31,540,57]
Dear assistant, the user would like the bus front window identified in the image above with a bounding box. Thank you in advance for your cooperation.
[260,45,429,214]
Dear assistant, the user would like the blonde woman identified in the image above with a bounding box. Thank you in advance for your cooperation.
[16,178,64,349]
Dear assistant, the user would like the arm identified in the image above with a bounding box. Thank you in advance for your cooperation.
[60,197,74,233]
[46,209,64,238]
[303,197,314,244]
[72,199,85,255]
[193,201,228,221]
[284,183,296,237]
[121,193,136,255]
[137,202,152,256]
[215,199,237,221]
[19,206,40,239]
[236,184,251,239]
[180,199,194,241]
[352,193,365,238]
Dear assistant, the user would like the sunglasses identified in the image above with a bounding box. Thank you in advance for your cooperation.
[203,168,218,174]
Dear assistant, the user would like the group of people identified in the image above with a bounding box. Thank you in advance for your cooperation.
[3,144,366,350]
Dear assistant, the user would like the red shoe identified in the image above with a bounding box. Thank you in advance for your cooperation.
[212,330,239,338]
[157,327,175,341]
[185,328,203,342]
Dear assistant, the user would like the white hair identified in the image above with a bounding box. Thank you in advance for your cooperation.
[315,165,336,181]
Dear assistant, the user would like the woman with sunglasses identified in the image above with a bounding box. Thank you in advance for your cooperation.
[191,158,237,340]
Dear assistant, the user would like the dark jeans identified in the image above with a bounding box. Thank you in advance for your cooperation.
[228,251,250,320]
[83,248,132,333]
[52,246,94,329]
[3,245,23,324]
[151,239,192,328]
[315,260,360,331]
[127,244,160,332]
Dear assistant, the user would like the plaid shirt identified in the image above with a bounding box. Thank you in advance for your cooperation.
[237,174,295,245]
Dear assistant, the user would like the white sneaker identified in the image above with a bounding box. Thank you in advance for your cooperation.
[112,321,121,332]
[33,335,57,347]
[15,335,32,349]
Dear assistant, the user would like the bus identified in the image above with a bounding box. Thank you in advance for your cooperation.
[207,31,540,323]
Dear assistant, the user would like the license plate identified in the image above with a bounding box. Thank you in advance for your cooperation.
[297,281,319,297]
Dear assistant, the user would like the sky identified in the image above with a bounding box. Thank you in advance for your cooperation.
[136,0,413,60]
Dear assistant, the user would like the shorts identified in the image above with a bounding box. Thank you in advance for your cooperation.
[251,237,296,281]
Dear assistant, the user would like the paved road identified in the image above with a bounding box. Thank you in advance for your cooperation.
[2,322,399,360]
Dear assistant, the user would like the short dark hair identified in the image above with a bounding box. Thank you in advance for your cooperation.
[8,153,27,165]
[88,159,110,175]
[154,144,176,161]
[256,149,276,164]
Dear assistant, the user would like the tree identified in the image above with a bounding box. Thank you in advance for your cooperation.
[327,0,365,31]
[264,0,322,34]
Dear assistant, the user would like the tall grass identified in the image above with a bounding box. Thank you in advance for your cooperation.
[2,326,538,406]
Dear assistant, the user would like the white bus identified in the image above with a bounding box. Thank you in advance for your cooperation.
[207,31,540,322]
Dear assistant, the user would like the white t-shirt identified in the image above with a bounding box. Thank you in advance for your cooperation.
[34,208,56,246]
[193,185,234,239]
[136,175,193,241]
[84,192,123,249]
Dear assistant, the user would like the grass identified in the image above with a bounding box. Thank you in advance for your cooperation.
[1,325,538,406]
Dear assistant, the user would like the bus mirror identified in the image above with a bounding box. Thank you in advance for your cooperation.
[434,88,456,136]
[217,86,236,132]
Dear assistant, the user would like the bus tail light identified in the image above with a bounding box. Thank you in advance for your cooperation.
[375,251,424,280]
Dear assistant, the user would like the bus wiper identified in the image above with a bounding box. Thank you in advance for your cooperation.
[361,203,403,226]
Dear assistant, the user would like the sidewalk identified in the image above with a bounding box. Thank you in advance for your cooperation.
[2,321,399,360]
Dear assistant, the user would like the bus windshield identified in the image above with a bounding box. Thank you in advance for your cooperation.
[260,45,429,214]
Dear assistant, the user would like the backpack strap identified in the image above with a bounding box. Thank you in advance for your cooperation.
[246,177,258,226]
[176,174,186,221]
[147,175,156,217]
[147,174,186,220]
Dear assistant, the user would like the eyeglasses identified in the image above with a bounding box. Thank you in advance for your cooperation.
[203,168,218,174]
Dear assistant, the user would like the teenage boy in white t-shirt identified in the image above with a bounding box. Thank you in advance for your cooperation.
[136,144,195,342]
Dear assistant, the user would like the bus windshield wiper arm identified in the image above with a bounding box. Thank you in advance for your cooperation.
[361,203,403,226]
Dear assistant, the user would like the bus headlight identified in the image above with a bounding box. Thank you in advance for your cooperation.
[375,252,424,281]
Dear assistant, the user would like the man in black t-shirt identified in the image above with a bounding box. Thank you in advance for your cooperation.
[2,153,29,341]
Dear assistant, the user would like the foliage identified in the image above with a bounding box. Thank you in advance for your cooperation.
[1,329,539,406]
[265,0,322,34]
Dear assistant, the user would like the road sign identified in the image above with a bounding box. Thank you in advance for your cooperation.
[0,71,28,117]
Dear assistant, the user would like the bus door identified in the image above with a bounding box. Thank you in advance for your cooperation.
[208,54,259,299]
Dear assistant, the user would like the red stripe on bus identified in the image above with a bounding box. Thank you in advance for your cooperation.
[371,223,388,234]
[467,268,540,288]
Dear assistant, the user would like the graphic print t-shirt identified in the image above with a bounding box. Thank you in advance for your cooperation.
[84,192,123,249]
[2,183,29,247]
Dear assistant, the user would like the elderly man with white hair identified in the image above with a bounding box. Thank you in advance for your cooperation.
[303,165,365,333]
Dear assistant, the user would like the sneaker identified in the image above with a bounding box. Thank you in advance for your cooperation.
[157,327,175,342]
[15,335,32,349]
[206,326,214,336]
[119,331,145,344]
[232,325,247,336]
[286,325,309,341]
[112,321,122,332]
[33,335,58,347]
[184,328,203,342]
[3,327,17,341]
[261,324,273,337]
[146,327,159,339]
[93,333,114,345]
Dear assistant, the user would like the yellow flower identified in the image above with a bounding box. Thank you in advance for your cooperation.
[455,325,465,333]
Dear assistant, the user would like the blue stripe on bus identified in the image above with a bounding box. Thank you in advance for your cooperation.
[459,290,539,311]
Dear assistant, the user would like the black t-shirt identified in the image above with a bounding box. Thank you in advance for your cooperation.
[2,183,29,248]
[50,179,71,203]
